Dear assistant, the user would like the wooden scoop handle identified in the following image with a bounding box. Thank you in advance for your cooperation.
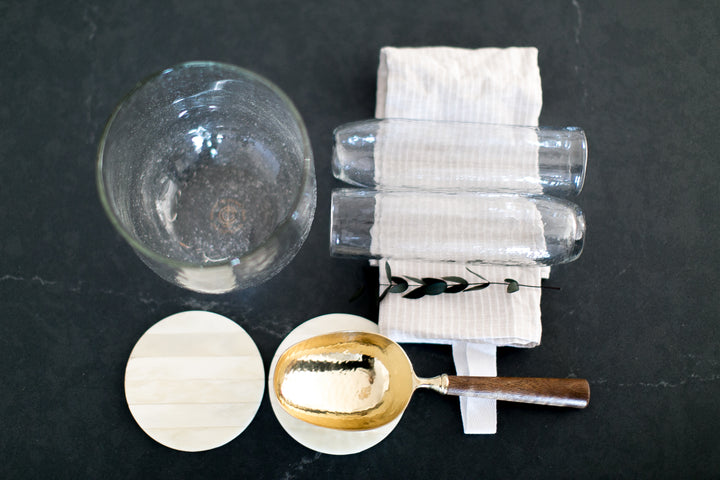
[444,376,590,408]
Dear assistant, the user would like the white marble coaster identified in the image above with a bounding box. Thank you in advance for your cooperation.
[268,313,402,455]
[125,311,265,452]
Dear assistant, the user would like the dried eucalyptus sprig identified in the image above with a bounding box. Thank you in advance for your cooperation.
[378,262,559,302]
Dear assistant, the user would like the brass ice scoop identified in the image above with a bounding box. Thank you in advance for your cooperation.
[273,331,590,431]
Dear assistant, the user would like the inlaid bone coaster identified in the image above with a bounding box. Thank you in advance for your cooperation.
[125,311,265,452]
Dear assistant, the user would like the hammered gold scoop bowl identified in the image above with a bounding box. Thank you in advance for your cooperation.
[273,331,590,431]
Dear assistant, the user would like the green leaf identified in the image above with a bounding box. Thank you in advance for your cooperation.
[423,279,448,295]
[389,277,409,293]
[378,285,392,303]
[404,276,425,285]
[465,282,491,292]
[442,276,469,293]
[403,286,427,299]
[505,279,520,293]
[465,267,488,282]
[444,283,469,294]
[385,262,392,283]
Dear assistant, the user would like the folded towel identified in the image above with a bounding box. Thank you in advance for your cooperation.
[374,46,547,434]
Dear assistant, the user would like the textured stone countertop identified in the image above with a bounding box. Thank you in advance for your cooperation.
[1,1,718,478]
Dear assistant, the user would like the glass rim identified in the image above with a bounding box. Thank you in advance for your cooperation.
[96,60,315,270]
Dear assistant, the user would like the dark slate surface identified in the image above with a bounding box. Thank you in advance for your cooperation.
[1,1,718,478]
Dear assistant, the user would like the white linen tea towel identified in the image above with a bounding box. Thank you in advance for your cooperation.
[374,46,549,434]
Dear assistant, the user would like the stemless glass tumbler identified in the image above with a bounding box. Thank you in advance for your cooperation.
[330,189,585,266]
[333,118,587,197]
[97,62,316,293]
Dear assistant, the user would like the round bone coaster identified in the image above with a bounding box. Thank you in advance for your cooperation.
[269,313,402,455]
[125,311,264,452]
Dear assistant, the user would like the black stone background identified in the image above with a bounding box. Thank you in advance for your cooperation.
[1,1,718,478]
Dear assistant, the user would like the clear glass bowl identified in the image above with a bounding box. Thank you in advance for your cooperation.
[97,62,316,293]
